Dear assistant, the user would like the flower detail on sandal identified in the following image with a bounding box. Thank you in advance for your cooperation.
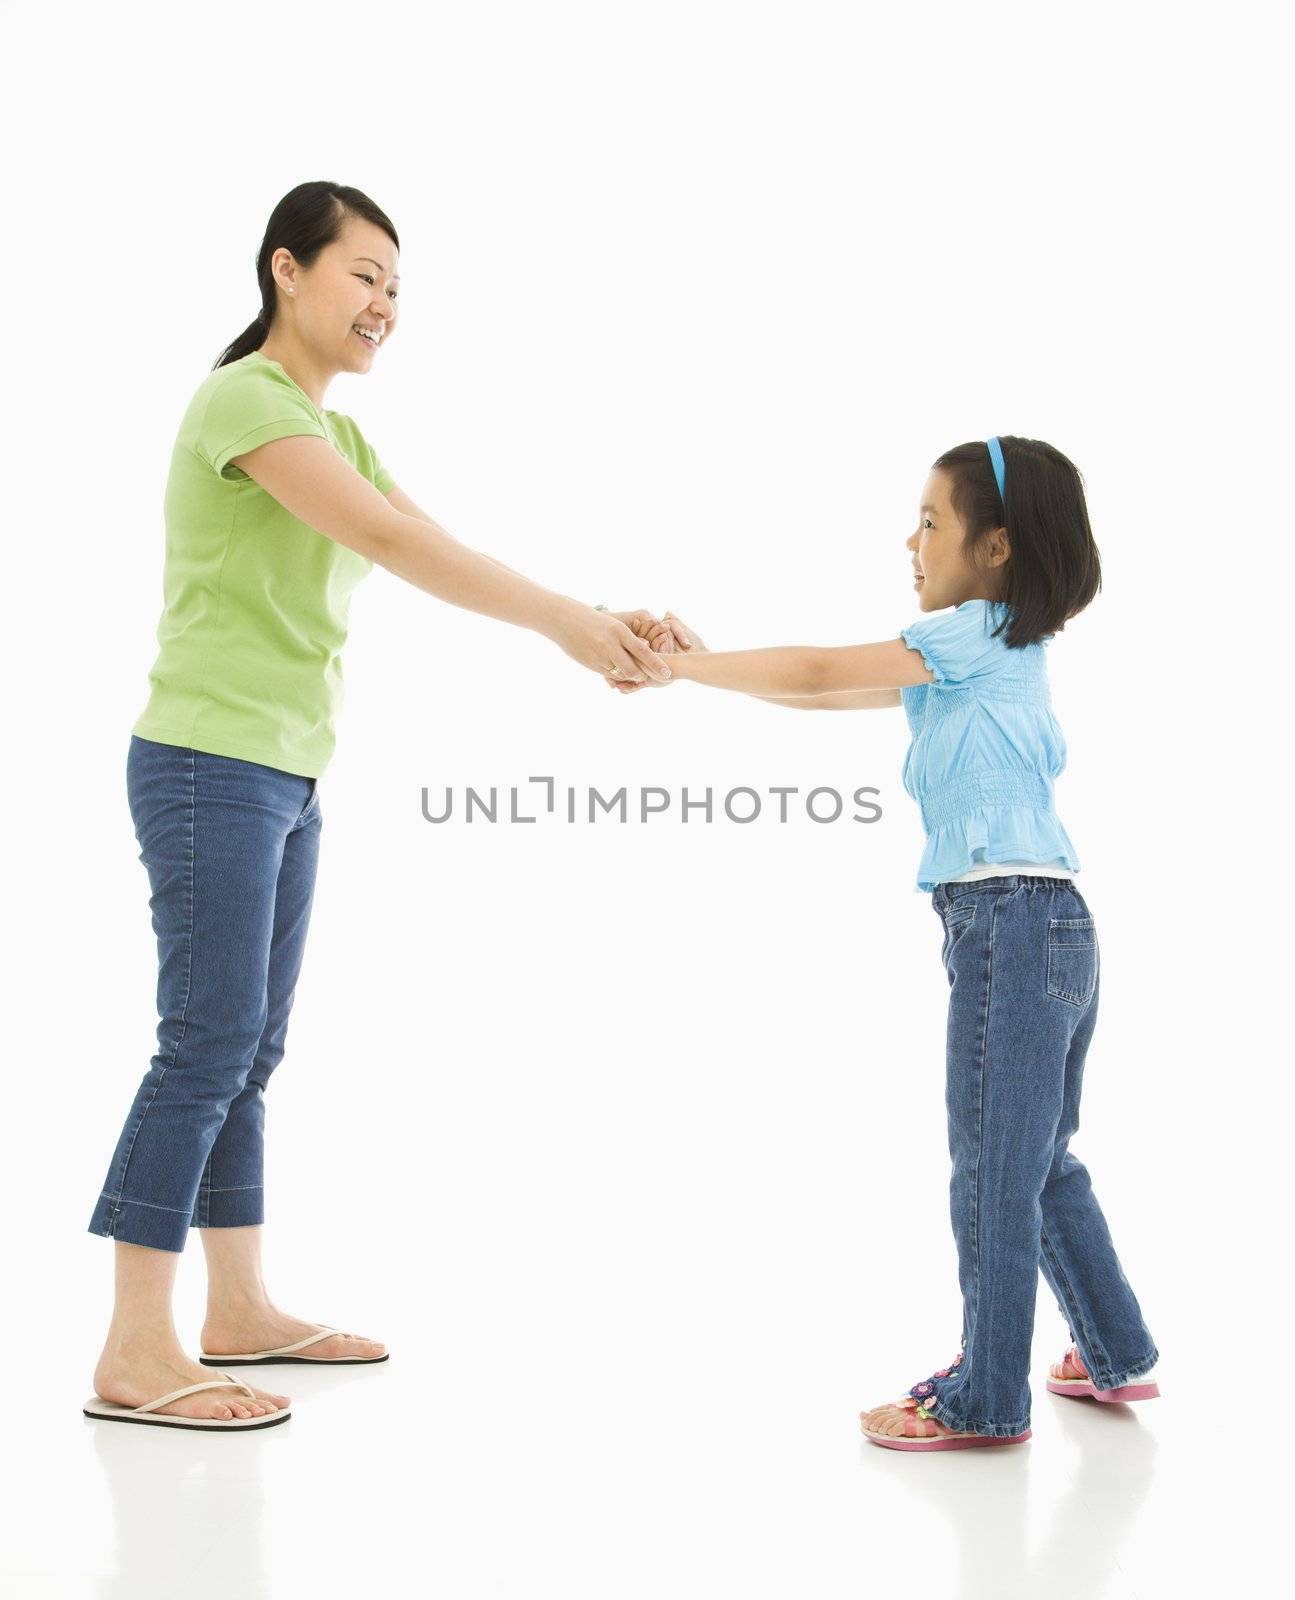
[899,1395,954,1430]
[908,1340,965,1401]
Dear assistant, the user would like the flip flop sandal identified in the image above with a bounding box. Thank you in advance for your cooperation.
[83,1373,291,1431]
[860,1394,1032,1451]
[199,1325,389,1366]
[1045,1342,1160,1403]
[860,1340,1031,1451]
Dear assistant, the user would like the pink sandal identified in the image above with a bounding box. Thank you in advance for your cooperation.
[1045,1342,1160,1403]
[860,1342,1032,1452]
[860,1394,1032,1451]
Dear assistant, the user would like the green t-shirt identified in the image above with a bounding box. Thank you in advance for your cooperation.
[133,351,394,778]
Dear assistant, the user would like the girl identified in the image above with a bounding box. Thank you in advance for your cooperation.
[84,180,673,1432]
[621,436,1162,1452]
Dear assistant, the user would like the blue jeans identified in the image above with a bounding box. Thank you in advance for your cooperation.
[87,736,322,1253]
[914,874,1160,1438]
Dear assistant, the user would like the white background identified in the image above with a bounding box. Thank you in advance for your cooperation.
[2,1,1287,1595]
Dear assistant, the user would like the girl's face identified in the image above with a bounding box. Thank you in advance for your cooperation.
[906,468,1009,611]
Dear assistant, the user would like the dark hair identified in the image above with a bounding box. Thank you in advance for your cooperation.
[932,435,1102,649]
[213,181,400,370]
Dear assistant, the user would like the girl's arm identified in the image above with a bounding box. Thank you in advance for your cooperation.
[661,638,932,696]
[623,616,911,708]
[747,688,903,710]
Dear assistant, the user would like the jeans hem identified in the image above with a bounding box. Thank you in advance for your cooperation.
[87,1193,189,1254]
[923,1395,1031,1437]
[191,1183,265,1230]
[1088,1346,1160,1390]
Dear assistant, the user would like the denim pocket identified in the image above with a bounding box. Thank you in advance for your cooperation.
[1047,916,1098,1006]
[940,899,976,966]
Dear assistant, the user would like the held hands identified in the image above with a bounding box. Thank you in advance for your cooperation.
[553,605,674,685]
[604,611,707,693]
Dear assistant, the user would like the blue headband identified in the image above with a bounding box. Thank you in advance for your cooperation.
[986,436,1006,505]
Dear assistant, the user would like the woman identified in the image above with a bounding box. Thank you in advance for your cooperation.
[84,181,674,1431]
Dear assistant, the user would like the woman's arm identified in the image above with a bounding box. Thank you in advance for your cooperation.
[224,439,671,682]
[388,486,667,664]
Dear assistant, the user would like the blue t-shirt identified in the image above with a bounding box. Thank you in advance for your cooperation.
[898,598,1081,893]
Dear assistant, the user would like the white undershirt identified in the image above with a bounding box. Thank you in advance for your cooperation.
[938,859,1077,885]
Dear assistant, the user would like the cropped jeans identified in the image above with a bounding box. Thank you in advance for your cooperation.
[913,874,1160,1438]
[87,735,322,1253]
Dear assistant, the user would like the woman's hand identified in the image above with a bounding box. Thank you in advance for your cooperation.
[605,610,706,693]
[552,603,673,684]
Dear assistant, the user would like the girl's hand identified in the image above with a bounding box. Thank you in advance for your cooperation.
[554,603,672,685]
[609,610,674,649]
[662,611,707,653]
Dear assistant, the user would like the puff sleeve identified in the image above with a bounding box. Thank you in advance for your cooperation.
[194,361,329,479]
[900,600,1011,687]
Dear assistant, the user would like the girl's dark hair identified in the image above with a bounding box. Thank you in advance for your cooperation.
[932,435,1102,648]
[213,181,400,370]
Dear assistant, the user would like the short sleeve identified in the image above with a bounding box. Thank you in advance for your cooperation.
[194,362,329,479]
[370,441,395,495]
[320,408,394,493]
[900,600,1010,686]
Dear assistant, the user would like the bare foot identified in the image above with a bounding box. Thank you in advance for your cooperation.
[860,1396,966,1439]
[860,1401,912,1432]
[863,1402,926,1437]
[93,1345,290,1421]
[201,1306,386,1362]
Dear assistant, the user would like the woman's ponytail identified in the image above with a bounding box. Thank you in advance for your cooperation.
[213,306,270,370]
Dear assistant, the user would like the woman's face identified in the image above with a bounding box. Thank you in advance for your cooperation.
[273,216,400,374]
[906,468,1008,611]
